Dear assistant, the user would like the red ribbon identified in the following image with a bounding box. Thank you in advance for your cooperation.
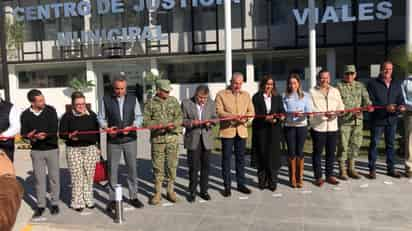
[0,105,401,141]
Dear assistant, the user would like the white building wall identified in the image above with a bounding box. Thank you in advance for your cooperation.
[9,63,98,117]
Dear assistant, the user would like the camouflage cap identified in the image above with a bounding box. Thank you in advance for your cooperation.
[343,65,356,74]
[156,79,173,92]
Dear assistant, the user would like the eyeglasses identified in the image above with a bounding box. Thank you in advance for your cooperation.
[74,103,86,106]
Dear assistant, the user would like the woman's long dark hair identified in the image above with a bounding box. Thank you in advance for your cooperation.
[286,72,304,99]
[259,74,277,96]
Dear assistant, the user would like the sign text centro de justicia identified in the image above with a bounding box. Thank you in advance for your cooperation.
[11,0,240,46]
[293,1,392,25]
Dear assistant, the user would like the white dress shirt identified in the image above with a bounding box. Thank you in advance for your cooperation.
[196,103,204,120]
[98,96,143,128]
[263,93,271,113]
[1,105,21,137]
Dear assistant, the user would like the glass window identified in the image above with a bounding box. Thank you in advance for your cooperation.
[18,67,85,88]
[158,55,245,84]
[356,45,386,80]
[254,52,327,82]
[255,54,304,82]
[335,46,355,79]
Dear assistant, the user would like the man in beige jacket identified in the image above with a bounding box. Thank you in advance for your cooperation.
[310,70,345,187]
[215,73,255,197]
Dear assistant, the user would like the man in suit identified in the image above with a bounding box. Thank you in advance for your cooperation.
[182,85,217,202]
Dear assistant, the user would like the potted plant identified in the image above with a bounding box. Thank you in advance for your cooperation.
[65,77,96,112]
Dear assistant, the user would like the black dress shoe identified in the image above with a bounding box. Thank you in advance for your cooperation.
[258,181,266,190]
[32,207,45,219]
[238,185,251,194]
[187,193,196,203]
[130,198,144,208]
[199,192,211,201]
[222,188,231,197]
[50,205,60,215]
[368,170,377,179]
[268,183,277,192]
[388,170,401,178]
[75,208,84,213]
[106,201,115,212]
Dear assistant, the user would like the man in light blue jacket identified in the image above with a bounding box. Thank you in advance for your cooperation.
[401,76,412,178]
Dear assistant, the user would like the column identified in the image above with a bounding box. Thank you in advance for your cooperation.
[225,0,233,85]
[86,61,98,112]
[326,48,336,81]
[246,54,254,82]
[308,0,317,88]
[150,58,159,76]
[7,64,17,104]
[244,54,257,93]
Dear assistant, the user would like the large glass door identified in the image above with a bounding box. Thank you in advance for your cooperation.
[95,60,149,106]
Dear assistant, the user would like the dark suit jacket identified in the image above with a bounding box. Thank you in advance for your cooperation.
[182,97,217,151]
[252,92,285,171]
[367,77,405,126]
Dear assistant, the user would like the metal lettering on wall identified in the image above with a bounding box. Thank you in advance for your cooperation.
[11,0,241,46]
[293,1,392,25]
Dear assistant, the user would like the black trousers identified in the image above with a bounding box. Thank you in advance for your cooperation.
[311,130,338,179]
[0,141,14,162]
[187,137,210,194]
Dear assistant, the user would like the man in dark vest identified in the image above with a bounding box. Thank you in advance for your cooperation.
[98,75,144,212]
[0,97,21,162]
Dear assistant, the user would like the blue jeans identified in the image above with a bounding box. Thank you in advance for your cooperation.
[368,124,397,172]
[221,136,246,188]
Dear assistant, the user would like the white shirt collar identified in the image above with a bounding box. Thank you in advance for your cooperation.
[29,107,43,116]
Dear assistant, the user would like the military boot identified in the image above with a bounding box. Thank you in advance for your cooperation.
[348,159,361,179]
[150,181,162,205]
[166,181,178,203]
[338,161,348,180]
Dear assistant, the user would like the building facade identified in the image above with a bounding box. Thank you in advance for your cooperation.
[0,0,407,115]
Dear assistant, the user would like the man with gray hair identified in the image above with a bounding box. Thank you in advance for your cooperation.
[215,73,255,197]
[98,75,144,212]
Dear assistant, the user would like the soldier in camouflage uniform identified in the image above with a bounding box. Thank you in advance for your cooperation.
[337,65,373,180]
[143,80,183,205]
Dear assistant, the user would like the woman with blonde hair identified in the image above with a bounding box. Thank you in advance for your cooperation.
[283,72,312,188]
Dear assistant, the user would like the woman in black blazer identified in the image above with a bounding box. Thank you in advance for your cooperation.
[252,75,285,191]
